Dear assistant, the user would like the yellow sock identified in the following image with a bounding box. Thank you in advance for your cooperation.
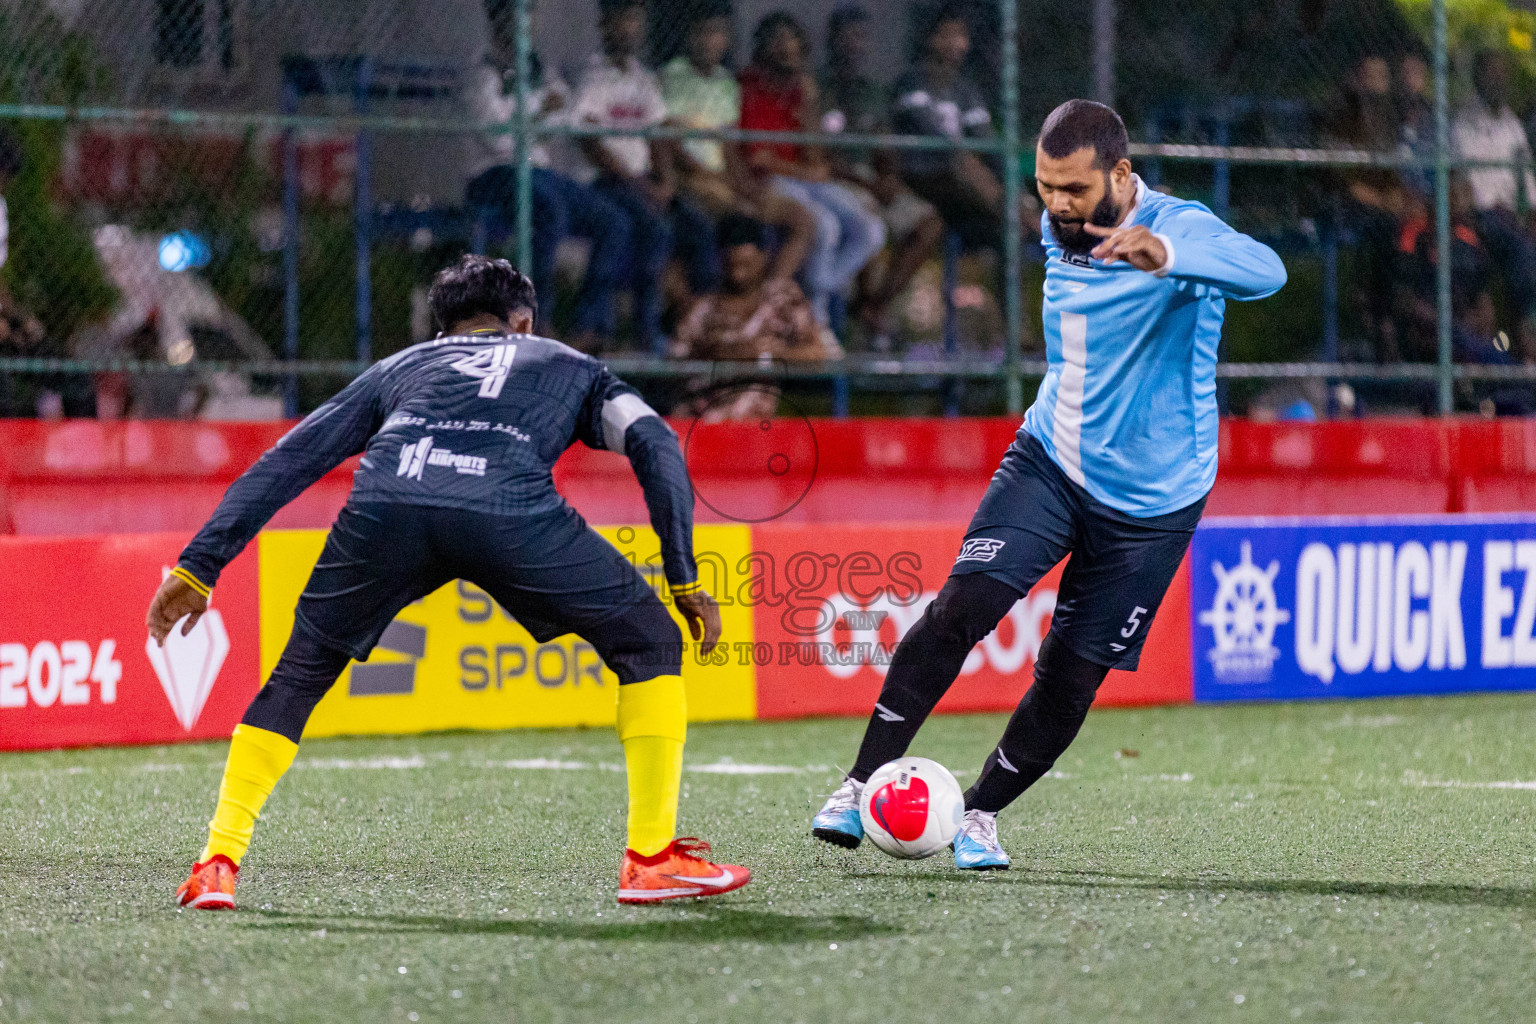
[199,724,299,866]
[616,674,687,857]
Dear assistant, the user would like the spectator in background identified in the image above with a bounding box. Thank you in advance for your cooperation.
[820,4,945,349]
[1397,52,1434,195]
[890,5,1003,252]
[1323,54,1407,361]
[466,0,630,347]
[1393,175,1532,412]
[0,127,63,419]
[572,0,718,353]
[659,4,814,282]
[1452,49,1536,359]
[673,214,839,420]
[739,11,885,329]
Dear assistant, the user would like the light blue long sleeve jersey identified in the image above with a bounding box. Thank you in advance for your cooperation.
[1022,176,1287,517]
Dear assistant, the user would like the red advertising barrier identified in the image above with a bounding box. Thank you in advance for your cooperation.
[4,417,1531,536]
[0,534,261,751]
[747,524,1191,720]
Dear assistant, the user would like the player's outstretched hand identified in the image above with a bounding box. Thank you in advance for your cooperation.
[1083,222,1168,273]
[146,574,209,647]
[675,589,722,658]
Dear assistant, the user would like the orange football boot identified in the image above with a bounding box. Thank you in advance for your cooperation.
[617,838,752,904]
[176,855,238,910]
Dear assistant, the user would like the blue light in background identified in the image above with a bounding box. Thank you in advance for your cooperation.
[158,231,211,273]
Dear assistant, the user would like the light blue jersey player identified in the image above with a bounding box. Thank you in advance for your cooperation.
[812,100,1286,869]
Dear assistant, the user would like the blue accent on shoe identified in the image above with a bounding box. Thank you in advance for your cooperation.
[952,830,1010,870]
[811,806,863,849]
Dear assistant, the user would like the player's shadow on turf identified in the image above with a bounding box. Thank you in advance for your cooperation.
[245,906,897,943]
[841,869,1536,910]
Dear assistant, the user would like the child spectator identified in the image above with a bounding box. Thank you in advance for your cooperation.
[739,11,885,328]
[673,214,839,420]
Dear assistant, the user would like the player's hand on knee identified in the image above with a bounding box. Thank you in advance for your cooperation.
[675,589,722,657]
[1083,222,1168,272]
[146,574,209,647]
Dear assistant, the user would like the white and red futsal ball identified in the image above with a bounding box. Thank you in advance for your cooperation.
[859,757,965,859]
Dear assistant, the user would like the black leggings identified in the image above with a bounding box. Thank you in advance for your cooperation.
[244,502,684,743]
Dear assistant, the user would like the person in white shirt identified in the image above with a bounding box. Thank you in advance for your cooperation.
[572,0,719,354]
[465,0,632,349]
[1452,49,1536,356]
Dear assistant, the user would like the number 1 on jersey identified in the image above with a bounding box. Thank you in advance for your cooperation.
[452,344,517,399]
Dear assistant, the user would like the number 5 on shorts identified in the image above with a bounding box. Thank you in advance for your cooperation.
[1121,606,1149,638]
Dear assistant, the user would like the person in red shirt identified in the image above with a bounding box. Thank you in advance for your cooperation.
[738,12,884,329]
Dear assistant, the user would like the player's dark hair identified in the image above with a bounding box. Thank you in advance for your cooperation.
[751,10,808,65]
[428,255,536,331]
[717,213,770,250]
[1038,98,1128,170]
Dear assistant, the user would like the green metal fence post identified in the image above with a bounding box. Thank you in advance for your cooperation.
[1001,0,1024,415]
[514,0,533,278]
[1433,0,1452,415]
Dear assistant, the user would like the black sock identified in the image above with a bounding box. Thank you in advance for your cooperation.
[849,573,1023,782]
[964,631,1110,813]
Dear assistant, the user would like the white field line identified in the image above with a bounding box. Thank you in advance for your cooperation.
[297,755,433,770]
[0,759,1191,783]
[1406,773,1536,791]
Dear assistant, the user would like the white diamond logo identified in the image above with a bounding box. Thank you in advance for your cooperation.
[144,568,230,731]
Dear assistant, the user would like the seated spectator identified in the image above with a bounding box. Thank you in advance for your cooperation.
[571,0,718,354]
[673,214,839,420]
[820,4,945,348]
[466,0,630,348]
[1452,49,1536,360]
[1394,180,1495,364]
[739,11,885,328]
[1322,53,1408,361]
[890,5,1003,252]
[1397,178,1534,413]
[659,4,814,282]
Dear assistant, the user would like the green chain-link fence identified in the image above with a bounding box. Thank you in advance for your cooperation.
[0,0,1532,420]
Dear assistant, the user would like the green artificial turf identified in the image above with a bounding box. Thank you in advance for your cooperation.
[3,694,1535,1023]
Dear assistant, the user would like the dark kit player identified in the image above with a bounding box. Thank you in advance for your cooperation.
[811,100,1286,868]
[149,256,750,907]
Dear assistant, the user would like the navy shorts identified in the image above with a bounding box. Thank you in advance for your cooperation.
[291,501,681,684]
[950,433,1205,670]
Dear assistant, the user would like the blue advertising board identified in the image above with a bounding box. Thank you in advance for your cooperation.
[1191,514,1536,702]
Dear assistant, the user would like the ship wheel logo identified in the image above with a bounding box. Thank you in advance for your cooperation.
[1198,541,1290,684]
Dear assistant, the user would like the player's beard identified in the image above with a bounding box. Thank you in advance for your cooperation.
[1049,185,1123,257]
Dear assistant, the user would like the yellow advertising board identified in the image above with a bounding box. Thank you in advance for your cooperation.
[257,524,756,738]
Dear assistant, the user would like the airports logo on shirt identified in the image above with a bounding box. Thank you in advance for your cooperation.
[396,437,488,480]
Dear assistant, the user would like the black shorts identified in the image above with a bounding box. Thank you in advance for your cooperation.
[950,433,1205,670]
[291,501,682,684]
